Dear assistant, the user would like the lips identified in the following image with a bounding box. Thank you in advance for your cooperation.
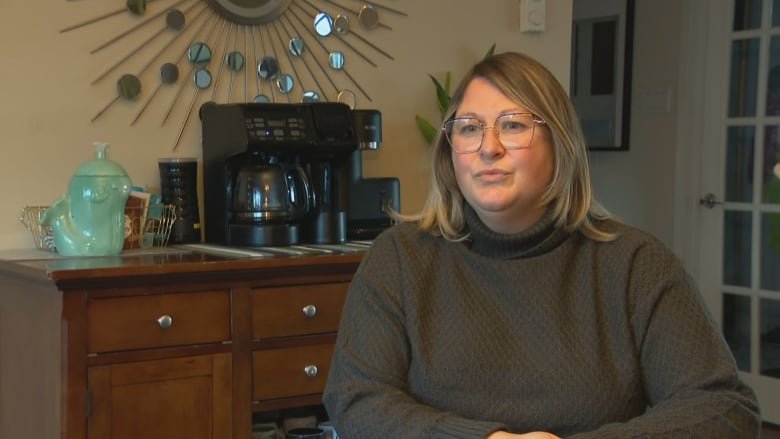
[475,169,510,182]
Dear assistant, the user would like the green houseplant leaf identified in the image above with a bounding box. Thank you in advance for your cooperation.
[415,44,496,146]
[484,43,496,59]
[415,115,439,145]
[431,72,451,118]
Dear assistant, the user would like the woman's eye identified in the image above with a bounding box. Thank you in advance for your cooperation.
[457,122,481,135]
[502,121,528,132]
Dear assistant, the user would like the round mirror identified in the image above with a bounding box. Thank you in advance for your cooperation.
[253,94,271,103]
[208,0,293,25]
[334,14,350,34]
[194,68,212,89]
[314,12,333,37]
[117,74,142,100]
[302,90,320,102]
[358,5,379,30]
[160,62,179,83]
[276,74,294,94]
[226,51,245,71]
[257,56,280,79]
[329,51,345,70]
[337,89,356,109]
[288,36,305,56]
[166,9,185,30]
[127,0,146,15]
[188,42,212,65]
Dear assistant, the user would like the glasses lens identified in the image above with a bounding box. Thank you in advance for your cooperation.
[496,113,537,149]
[445,118,483,153]
[443,113,541,153]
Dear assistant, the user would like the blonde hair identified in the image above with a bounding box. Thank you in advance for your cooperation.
[398,51,616,242]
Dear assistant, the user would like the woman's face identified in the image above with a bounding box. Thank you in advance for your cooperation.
[452,77,555,234]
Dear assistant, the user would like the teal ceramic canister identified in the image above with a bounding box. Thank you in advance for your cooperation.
[41,142,133,256]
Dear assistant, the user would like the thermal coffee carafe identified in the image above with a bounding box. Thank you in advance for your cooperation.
[200,102,397,247]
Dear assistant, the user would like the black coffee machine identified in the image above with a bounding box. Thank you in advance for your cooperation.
[199,101,400,247]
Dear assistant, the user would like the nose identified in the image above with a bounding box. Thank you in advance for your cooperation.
[480,126,505,156]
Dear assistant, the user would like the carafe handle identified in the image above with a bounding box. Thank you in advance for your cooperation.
[285,165,312,216]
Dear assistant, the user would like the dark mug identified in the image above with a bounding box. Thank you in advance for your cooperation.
[286,427,326,439]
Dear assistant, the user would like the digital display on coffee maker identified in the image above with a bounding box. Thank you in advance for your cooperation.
[245,116,307,143]
[226,103,356,153]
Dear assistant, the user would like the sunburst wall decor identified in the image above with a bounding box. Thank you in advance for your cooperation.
[61,0,406,150]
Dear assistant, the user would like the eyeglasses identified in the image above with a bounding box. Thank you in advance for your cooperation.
[442,112,546,154]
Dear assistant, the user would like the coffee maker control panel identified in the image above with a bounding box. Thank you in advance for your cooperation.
[238,102,357,153]
[244,116,307,143]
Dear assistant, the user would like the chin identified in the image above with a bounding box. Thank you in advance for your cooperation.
[470,197,518,213]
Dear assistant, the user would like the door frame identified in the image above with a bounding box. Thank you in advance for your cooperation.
[675,0,727,314]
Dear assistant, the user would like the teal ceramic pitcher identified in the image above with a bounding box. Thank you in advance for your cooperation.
[41,142,133,256]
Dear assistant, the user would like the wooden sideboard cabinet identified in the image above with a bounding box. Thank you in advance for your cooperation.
[0,249,363,439]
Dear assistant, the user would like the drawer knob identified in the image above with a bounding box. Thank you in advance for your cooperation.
[157,314,173,329]
[303,365,319,378]
[302,304,317,318]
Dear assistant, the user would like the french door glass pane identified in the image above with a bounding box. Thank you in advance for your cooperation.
[727,126,756,202]
[760,298,780,377]
[735,0,764,30]
[774,0,780,26]
[762,213,780,290]
[730,38,761,117]
[724,210,753,287]
[766,36,780,115]
[724,293,752,372]
[764,127,780,204]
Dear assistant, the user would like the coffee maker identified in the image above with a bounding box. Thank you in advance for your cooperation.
[199,101,399,247]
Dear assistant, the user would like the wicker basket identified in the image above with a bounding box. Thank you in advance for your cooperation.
[19,204,177,251]
[139,204,177,248]
[19,206,56,251]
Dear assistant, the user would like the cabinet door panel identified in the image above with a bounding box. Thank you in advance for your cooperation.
[88,353,231,439]
[110,355,214,385]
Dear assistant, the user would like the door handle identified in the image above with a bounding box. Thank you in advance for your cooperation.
[699,193,723,209]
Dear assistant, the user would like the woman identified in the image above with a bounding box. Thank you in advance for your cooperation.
[323,51,759,438]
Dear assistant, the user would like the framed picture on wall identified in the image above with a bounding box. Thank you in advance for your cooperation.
[571,0,635,151]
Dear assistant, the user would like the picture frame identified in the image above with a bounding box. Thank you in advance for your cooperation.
[571,0,635,151]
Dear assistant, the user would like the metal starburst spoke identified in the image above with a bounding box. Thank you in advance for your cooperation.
[92,3,199,84]
[278,14,328,100]
[60,0,166,33]
[91,0,191,54]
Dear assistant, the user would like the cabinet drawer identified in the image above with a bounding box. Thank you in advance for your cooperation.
[252,343,334,400]
[251,283,348,339]
[87,291,231,353]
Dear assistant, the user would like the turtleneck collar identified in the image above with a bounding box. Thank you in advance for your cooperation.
[463,203,570,259]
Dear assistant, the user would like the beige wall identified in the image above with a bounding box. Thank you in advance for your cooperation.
[0,0,574,250]
[588,0,681,247]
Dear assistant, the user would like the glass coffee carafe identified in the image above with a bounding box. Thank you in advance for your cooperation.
[231,153,312,225]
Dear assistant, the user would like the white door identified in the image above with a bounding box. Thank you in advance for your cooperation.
[685,0,780,424]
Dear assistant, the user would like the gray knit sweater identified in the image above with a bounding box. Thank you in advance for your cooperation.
[323,206,760,438]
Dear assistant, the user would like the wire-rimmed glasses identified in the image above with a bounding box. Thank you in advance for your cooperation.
[442,112,546,154]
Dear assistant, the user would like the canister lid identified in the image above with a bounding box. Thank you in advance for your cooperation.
[73,142,129,177]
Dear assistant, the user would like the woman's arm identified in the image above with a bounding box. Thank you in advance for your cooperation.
[569,240,761,438]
